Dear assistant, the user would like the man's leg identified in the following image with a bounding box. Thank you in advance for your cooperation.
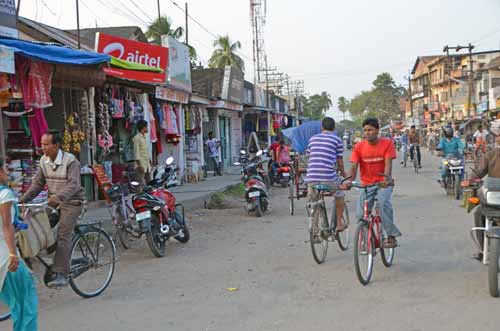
[335,195,346,231]
[417,146,422,166]
[136,166,145,186]
[210,157,218,176]
[52,202,82,280]
[474,206,485,256]
[377,187,402,242]
[410,145,414,161]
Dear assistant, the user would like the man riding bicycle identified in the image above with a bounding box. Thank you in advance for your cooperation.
[345,118,402,248]
[437,126,464,185]
[409,125,422,168]
[19,130,84,288]
[473,124,489,157]
[400,129,409,165]
[305,117,347,233]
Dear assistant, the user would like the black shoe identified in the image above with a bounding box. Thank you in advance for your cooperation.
[47,273,69,288]
[418,165,422,169]
[472,252,483,261]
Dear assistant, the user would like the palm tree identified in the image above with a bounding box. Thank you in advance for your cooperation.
[146,16,183,45]
[337,96,350,121]
[319,91,333,113]
[208,35,245,72]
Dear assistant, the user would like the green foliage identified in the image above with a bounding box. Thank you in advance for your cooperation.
[302,91,333,120]
[337,96,350,121]
[207,192,225,209]
[208,35,245,72]
[224,183,245,197]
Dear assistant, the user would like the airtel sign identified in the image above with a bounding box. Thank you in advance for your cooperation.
[95,33,168,84]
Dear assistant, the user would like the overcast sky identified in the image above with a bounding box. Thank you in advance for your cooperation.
[19,0,500,118]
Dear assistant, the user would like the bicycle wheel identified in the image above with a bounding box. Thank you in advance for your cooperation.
[146,214,166,257]
[116,209,131,249]
[0,302,10,321]
[354,221,374,285]
[489,237,500,297]
[336,205,351,251]
[69,227,116,298]
[380,226,395,267]
[289,179,295,216]
[310,205,328,264]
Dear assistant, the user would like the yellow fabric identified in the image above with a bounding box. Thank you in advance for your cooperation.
[132,133,151,172]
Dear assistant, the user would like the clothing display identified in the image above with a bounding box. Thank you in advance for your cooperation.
[27,108,48,149]
[17,56,53,109]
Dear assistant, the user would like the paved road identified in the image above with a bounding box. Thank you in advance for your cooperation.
[11,150,500,330]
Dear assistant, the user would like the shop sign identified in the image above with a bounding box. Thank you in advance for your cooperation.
[162,36,191,92]
[490,86,500,110]
[477,101,488,114]
[0,44,14,74]
[209,100,243,112]
[0,0,18,38]
[452,104,465,112]
[411,91,424,100]
[221,65,244,104]
[155,86,189,104]
[96,33,168,84]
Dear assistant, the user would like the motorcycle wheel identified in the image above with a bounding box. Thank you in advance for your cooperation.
[174,211,190,243]
[255,198,263,217]
[146,214,166,258]
[489,237,500,297]
[454,174,461,200]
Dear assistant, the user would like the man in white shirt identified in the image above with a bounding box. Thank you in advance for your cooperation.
[473,124,489,156]
[205,132,221,176]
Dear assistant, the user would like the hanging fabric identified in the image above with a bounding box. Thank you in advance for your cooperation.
[17,56,53,109]
[110,87,124,119]
[27,108,48,148]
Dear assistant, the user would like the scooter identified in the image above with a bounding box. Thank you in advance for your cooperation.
[271,162,292,188]
[235,150,270,217]
[438,151,464,200]
[131,157,190,257]
[465,177,500,297]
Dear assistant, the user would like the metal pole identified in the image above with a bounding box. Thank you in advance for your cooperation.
[265,56,269,109]
[0,113,6,161]
[185,2,189,45]
[445,46,454,122]
[76,0,81,49]
[16,0,21,18]
[255,14,260,83]
[467,43,475,118]
[157,0,161,22]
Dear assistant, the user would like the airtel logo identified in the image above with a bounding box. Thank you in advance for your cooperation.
[102,42,125,59]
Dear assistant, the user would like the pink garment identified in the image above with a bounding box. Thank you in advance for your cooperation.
[28,108,49,148]
[277,146,291,164]
[17,57,53,108]
[149,107,158,143]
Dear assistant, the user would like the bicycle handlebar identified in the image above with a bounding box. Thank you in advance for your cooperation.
[17,201,48,208]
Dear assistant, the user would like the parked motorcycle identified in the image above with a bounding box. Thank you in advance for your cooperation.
[270,162,292,188]
[131,157,190,257]
[439,152,464,200]
[464,177,500,297]
[242,149,271,190]
[235,150,270,217]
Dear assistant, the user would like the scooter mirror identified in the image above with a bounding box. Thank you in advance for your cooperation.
[166,157,174,166]
[240,149,247,155]
[130,181,140,187]
[234,162,241,166]
[256,150,263,157]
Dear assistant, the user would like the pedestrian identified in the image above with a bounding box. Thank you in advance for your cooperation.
[20,130,84,288]
[0,158,39,331]
[132,120,152,185]
[205,132,221,176]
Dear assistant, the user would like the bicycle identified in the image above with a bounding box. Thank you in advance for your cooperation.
[1,201,116,322]
[352,180,396,285]
[402,145,408,168]
[409,144,419,174]
[306,178,351,264]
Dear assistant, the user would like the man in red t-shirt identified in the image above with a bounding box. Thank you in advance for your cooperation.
[345,118,402,248]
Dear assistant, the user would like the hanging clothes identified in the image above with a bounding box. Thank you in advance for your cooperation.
[27,108,48,148]
[17,57,53,109]
[149,106,158,143]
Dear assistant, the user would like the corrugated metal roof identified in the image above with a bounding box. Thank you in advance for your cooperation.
[66,27,147,49]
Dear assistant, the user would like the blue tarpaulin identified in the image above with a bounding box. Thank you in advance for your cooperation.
[286,121,322,153]
[0,38,110,65]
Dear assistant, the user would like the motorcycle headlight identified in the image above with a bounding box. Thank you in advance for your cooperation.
[486,191,500,206]
[449,159,462,167]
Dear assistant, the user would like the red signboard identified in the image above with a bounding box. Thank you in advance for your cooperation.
[96,33,168,84]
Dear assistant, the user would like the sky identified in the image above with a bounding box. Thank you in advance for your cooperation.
[19,0,500,120]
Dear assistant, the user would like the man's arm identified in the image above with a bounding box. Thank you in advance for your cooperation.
[337,157,346,177]
[349,162,359,182]
[20,167,46,203]
[53,160,82,203]
[384,158,393,179]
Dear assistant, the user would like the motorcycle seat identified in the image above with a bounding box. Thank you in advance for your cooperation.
[313,184,335,192]
[486,227,500,239]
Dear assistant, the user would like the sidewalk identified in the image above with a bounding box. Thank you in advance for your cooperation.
[82,169,241,222]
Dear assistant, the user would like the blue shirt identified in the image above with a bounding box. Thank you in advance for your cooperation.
[305,132,344,182]
[401,134,409,145]
[438,137,464,156]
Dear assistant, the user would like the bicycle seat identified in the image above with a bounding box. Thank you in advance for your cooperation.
[313,184,334,192]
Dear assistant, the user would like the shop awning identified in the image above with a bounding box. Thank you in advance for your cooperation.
[109,56,163,72]
[0,37,110,65]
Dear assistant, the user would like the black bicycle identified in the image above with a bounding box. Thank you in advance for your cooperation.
[1,202,116,322]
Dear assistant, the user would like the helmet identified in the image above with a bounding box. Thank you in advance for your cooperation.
[491,119,500,136]
[443,126,454,138]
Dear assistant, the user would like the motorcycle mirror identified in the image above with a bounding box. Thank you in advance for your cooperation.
[166,157,174,166]
[256,150,263,157]
[240,149,247,155]
[130,181,140,187]
[234,162,241,166]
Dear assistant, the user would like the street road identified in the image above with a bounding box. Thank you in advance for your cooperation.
[16,151,500,330]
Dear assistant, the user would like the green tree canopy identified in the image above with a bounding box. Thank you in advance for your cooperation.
[208,35,245,72]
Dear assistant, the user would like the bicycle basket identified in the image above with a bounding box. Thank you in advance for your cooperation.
[106,184,123,202]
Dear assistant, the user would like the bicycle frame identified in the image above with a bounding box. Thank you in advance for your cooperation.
[360,187,384,251]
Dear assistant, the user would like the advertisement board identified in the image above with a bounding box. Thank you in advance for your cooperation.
[96,33,168,84]
[162,36,192,92]
[0,0,18,38]
[0,45,14,74]
[221,66,244,104]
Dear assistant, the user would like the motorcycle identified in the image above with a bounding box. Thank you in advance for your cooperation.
[131,157,190,257]
[439,151,464,200]
[241,149,271,190]
[269,161,292,188]
[465,177,500,297]
[235,150,270,217]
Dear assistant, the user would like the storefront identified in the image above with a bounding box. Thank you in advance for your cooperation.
[187,93,209,182]
[242,108,270,151]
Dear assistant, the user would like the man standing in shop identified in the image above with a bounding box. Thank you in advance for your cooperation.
[133,120,151,185]
[20,130,84,288]
[206,132,222,176]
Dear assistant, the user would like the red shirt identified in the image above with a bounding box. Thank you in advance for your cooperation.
[270,142,280,160]
[351,138,396,185]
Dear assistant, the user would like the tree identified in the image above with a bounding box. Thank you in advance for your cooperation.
[337,96,350,121]
[146,16,197,62]
[208,35,245,72]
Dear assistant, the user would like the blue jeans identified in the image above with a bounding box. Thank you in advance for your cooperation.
[356,186,402,238]
[0,261,38,331]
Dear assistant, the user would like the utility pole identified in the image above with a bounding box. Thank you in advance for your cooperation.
[467,43,475,118]
[404,73,412,122]
[16,0,21,19]
[76,0,81,49]
[157,0,161,23]
[443,45,453,123]
[185,2,189,45]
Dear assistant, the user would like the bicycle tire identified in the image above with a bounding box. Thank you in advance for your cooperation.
[310,205,328,264]
[489,237,500,297]
[336,205,350,251]
[69,227,116,298]
[354,221,374,285]
[116,209,131,250]
[380,226,395,267]
[289,179,295,216]
[146,214,166,257]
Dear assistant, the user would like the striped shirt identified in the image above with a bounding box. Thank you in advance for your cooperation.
[305,132,344,182]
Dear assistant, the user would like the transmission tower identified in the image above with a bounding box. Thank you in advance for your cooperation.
[250,0,267,84]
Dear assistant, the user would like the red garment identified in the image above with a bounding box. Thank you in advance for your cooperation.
[269,142,280,160]
[17,57,53,109]
[28,108,49,148]
[351,138,396,185]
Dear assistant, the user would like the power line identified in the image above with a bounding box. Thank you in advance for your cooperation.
[127,0,154,24]
[39,0,57,16]
[80,0,111,27]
